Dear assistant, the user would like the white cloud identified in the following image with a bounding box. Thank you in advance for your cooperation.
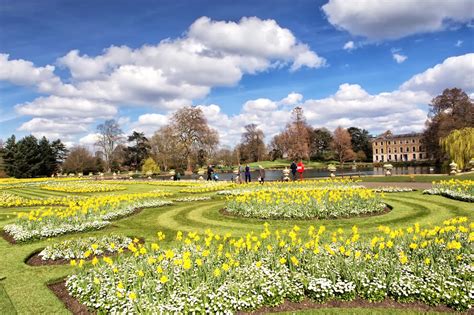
[343,41,355,51]
[18,118,91,139]
[278,92,303,106]
[392,53,408,64]
[15,96,117,118]
[401,53,474,94]
[243,98,278,112]
[322,0,474,40]
[79,133,100,146]
[455,40,463,47]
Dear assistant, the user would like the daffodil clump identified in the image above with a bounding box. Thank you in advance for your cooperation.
[39,235,133,261]
[67,218,473,313]
[147,181,204,187]
[226,187,385,219]
[3,191,173,242]
[424,179,474,202]
[40,182,127,193]
[0,192,82,208]
[179,182,237,194]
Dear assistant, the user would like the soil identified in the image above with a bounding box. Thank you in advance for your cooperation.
[1,230,17,244]
[219,206,392,221]
[49,281,461,315]
[238,297,458,314]
[48,280,93,315]
[26,237,145,266]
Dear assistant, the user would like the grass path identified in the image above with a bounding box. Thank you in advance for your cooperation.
[0,184,472,314]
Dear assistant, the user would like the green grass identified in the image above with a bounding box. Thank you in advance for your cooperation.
[359,173,474,182]
[0,183,473,314]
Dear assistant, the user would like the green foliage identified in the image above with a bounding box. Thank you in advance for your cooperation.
[440,127,474,170]
[141,157,160,174]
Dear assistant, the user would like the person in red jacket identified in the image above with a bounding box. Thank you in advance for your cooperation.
[297,160,305,181]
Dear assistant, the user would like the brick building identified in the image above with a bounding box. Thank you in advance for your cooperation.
[372,130,427,162]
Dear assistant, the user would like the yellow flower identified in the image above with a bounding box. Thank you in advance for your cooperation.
[183,259,192,270]
[165,250,175,259]
[91,243,99,250]
[117,281,124,289]
[70,259,77,266]
[156,266,163,273]
[129,292,137,300]
[213,268,221,277]
[279,257,287,264]
[160,275,168,284]
[93,277,100,285]
[92,256,99,265]
[424,258,431,265]
[256,261,262,268]
[151,243,159,251]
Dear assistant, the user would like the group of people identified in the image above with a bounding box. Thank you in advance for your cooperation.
[237,160,305,184]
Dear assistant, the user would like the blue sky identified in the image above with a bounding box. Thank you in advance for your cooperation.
[0,0,473,146]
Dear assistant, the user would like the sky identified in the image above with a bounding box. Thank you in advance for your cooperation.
[0,0,473,148]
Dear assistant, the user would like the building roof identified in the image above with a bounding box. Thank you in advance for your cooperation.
[373,130,422,141]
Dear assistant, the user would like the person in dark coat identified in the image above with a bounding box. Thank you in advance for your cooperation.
[245,164,251,183]
[207,165,214,181]
[290,161,297,181]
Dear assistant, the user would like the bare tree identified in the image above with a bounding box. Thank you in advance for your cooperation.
[150,125,183,172]
[239,124,266,162]
[95,119,123,172]
[331,127,356,168]
[62,146,97,174]
[170,106,219,172]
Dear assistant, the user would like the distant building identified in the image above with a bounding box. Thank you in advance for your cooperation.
[372,130,427,162]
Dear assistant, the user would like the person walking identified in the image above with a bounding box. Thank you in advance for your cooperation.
[258,165,265,184]
[245,164,251,183]
[297,160,305,181]
[290,160,297,181]
[239,163,244,184]
[207,165,214,181]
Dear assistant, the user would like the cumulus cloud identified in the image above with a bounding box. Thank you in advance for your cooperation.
[322,0,474,40]
[15,96,117,118]
[18,117,91,139]
[343,41,355,51]
[392,53,408,64]
[279,92,303,106]
[401,53,474,94]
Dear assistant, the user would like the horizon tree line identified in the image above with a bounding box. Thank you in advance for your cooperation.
[0,88,472,178]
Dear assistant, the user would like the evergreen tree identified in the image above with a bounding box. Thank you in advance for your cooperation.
[14,135,42,178]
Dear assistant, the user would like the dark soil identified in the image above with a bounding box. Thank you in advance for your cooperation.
[1,230,16,244]
[48,280,93,315]
[26,237,145,266]
[220,206,392,221]
[238,297,458,314]
[49,281,461,315]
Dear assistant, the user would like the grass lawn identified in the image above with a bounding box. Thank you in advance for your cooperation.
[0,182,472,314]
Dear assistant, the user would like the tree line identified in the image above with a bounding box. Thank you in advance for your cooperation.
[0,88,472,178]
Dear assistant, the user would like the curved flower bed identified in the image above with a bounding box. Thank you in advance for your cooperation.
[40,182,127,193]
[39,235,133,261]
[0,192,82,207]
[3,192,173,242]
[423,179,474,202]
[225,187,385,219]
[66,218,473,313]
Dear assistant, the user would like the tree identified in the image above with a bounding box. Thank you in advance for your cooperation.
[331,127,356,168]
[239,124,266,162]
[440,127,474,170]
[124,131,150,170]
[62,146,98,174]
[347,127,372,161]
[142,157,160,175]
[423,88,474,162]
[170,106,219,171]
[310,128,333,160]
[96,119,124,172]
[12,135,42,178]
[150,125,187,171]
[3,135,17,177]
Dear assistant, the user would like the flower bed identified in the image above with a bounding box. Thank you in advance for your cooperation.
[39,235,133,261]
[0,192,82,208]
[225,187,385,219]
[179,182,237,194]
[372,187,414,193]
[423,179,474,202]
[66,218,473,313]
[3,192,173,242]
[40,182,127,193]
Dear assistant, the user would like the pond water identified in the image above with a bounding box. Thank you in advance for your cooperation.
[157,166,443,181]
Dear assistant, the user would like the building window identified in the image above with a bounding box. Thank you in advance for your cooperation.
[381,149,384,154]
[394,148,397,153]
[412,139,415,143]
[381,141,384,145]
[375,155,378,161]
[395,155,398,161]
[388,141,391,145]
[375,149,378,154]
[413,153,416,159]
[388,155,392,160]
[419,153,423,159]
[388,148,391,153]
[413,146,416,152]
[405,140,409,144]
